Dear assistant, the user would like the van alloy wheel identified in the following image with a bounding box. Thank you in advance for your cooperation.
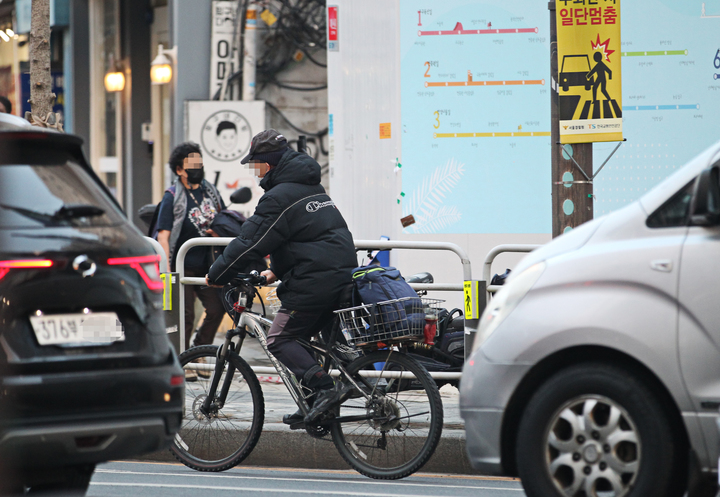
[517,364,682,497]
[544,395,640,496]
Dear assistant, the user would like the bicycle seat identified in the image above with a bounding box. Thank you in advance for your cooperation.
[406,272,434,284]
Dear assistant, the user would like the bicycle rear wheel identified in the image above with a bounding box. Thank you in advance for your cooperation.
[330,350,443,479]
[171,345,264,472]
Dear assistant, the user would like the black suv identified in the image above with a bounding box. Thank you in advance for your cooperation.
[0,114,184,495]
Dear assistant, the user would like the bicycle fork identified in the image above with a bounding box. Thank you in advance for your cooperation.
[200,327,243,416]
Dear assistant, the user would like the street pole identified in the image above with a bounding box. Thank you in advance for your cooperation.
[242,4,257,101]
[29,0,54,121]
[549,1,593,237]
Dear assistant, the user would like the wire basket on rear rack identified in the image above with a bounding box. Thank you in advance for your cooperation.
[334,297,444,349]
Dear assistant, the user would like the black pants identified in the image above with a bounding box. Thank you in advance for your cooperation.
[184,268,225,349]
[267,308,335,384]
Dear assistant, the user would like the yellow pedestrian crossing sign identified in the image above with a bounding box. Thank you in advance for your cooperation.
[556,0,623,144]
[463,280,482,319]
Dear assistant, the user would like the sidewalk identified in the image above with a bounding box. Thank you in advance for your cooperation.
[140,337,480,475]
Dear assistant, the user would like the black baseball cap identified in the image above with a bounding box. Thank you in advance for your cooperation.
[241,129,289,164]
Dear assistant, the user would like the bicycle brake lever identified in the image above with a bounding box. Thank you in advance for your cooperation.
[249,270,267,285]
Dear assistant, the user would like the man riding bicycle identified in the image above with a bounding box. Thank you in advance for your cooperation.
[206,129,358,425]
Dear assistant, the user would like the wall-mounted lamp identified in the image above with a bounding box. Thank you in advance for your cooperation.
[150,44,177,85]
[104,69,125,92]
[104,56,125,92]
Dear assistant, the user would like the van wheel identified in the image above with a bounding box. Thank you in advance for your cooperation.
[516,363,682,497]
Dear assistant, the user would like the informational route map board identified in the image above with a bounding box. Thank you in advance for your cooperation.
[400,0,720,233]
[400,1,552,234]
[592,0,720,216]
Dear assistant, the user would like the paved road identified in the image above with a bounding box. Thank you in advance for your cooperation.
[89,461,525,497]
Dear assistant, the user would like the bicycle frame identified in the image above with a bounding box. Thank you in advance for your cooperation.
[236,310,381,421]
[174,278,445,480]
[199,283,410,428]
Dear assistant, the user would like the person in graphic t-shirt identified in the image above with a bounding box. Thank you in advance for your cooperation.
[156,142,226,352]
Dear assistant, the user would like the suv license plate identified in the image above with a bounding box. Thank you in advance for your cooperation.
[30,312,125,346]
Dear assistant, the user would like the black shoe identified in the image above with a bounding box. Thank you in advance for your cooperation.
[304,382,354,425]
[282,409,304,425]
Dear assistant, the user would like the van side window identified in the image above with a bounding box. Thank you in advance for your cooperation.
[646,180,694,228]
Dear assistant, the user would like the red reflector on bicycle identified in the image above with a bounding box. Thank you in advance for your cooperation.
[170,374,184,386]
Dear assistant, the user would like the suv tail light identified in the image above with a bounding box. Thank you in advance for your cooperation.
[107,255,163,293]
[0,259,54,281]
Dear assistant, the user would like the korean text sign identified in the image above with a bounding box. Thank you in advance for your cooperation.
[556,0,623,143]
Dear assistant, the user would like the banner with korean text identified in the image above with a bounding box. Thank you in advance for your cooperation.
[556,0,623,143]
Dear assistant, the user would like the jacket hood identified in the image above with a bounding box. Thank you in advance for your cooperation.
[259,149,321,191]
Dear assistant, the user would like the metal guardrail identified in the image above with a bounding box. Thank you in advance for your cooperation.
[483,244,540,295]
[171,238,477,381]
[144,236,542,381]
[354,240,472,291]
[188,363,462,380]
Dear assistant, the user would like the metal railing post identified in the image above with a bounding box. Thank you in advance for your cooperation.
[175,237,235,353]
[143,236,168,273]
[483,244,541,296]
[353,240,472,283]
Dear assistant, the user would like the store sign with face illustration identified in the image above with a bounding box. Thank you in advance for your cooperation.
[186,100,266,216]
[201,110,253,161]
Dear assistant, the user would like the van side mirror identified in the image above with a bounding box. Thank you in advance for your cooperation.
[689,165,720,226]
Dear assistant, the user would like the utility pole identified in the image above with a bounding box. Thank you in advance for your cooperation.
[549,1,593,237]
[28,0,54,122]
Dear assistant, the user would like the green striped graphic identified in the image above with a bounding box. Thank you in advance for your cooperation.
[621,50,688,57]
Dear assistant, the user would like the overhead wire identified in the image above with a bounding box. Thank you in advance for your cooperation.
[213,0,329,153]
[265,101,328,138]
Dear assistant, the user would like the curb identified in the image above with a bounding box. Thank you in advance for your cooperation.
[138,425,482,475]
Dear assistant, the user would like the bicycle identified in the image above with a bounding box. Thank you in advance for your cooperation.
[170,271,445,479]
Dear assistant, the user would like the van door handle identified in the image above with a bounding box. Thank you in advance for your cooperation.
[650,259,673,272]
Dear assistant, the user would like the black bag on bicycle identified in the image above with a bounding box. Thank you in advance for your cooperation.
[351,266,424,339]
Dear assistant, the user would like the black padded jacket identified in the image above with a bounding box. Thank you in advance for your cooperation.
[207,149,357,311]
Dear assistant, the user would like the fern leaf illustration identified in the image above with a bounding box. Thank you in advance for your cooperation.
[403,158,465,233]
[415,205,462,234]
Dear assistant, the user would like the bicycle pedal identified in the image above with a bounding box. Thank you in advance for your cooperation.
[289,421,305,430]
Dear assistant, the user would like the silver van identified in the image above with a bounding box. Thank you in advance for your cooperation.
[460,140,720,497]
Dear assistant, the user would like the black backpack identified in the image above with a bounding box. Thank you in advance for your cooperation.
[351,266,424,338]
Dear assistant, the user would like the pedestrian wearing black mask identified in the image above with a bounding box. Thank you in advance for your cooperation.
[157,142,226,353]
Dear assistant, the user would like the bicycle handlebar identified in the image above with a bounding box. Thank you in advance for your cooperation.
[228,270,267,287]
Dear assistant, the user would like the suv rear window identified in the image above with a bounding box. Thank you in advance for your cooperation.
[0,162,124,228]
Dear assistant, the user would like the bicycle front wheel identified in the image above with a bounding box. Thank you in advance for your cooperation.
[171,345,264,472]
[330,350,443,479]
